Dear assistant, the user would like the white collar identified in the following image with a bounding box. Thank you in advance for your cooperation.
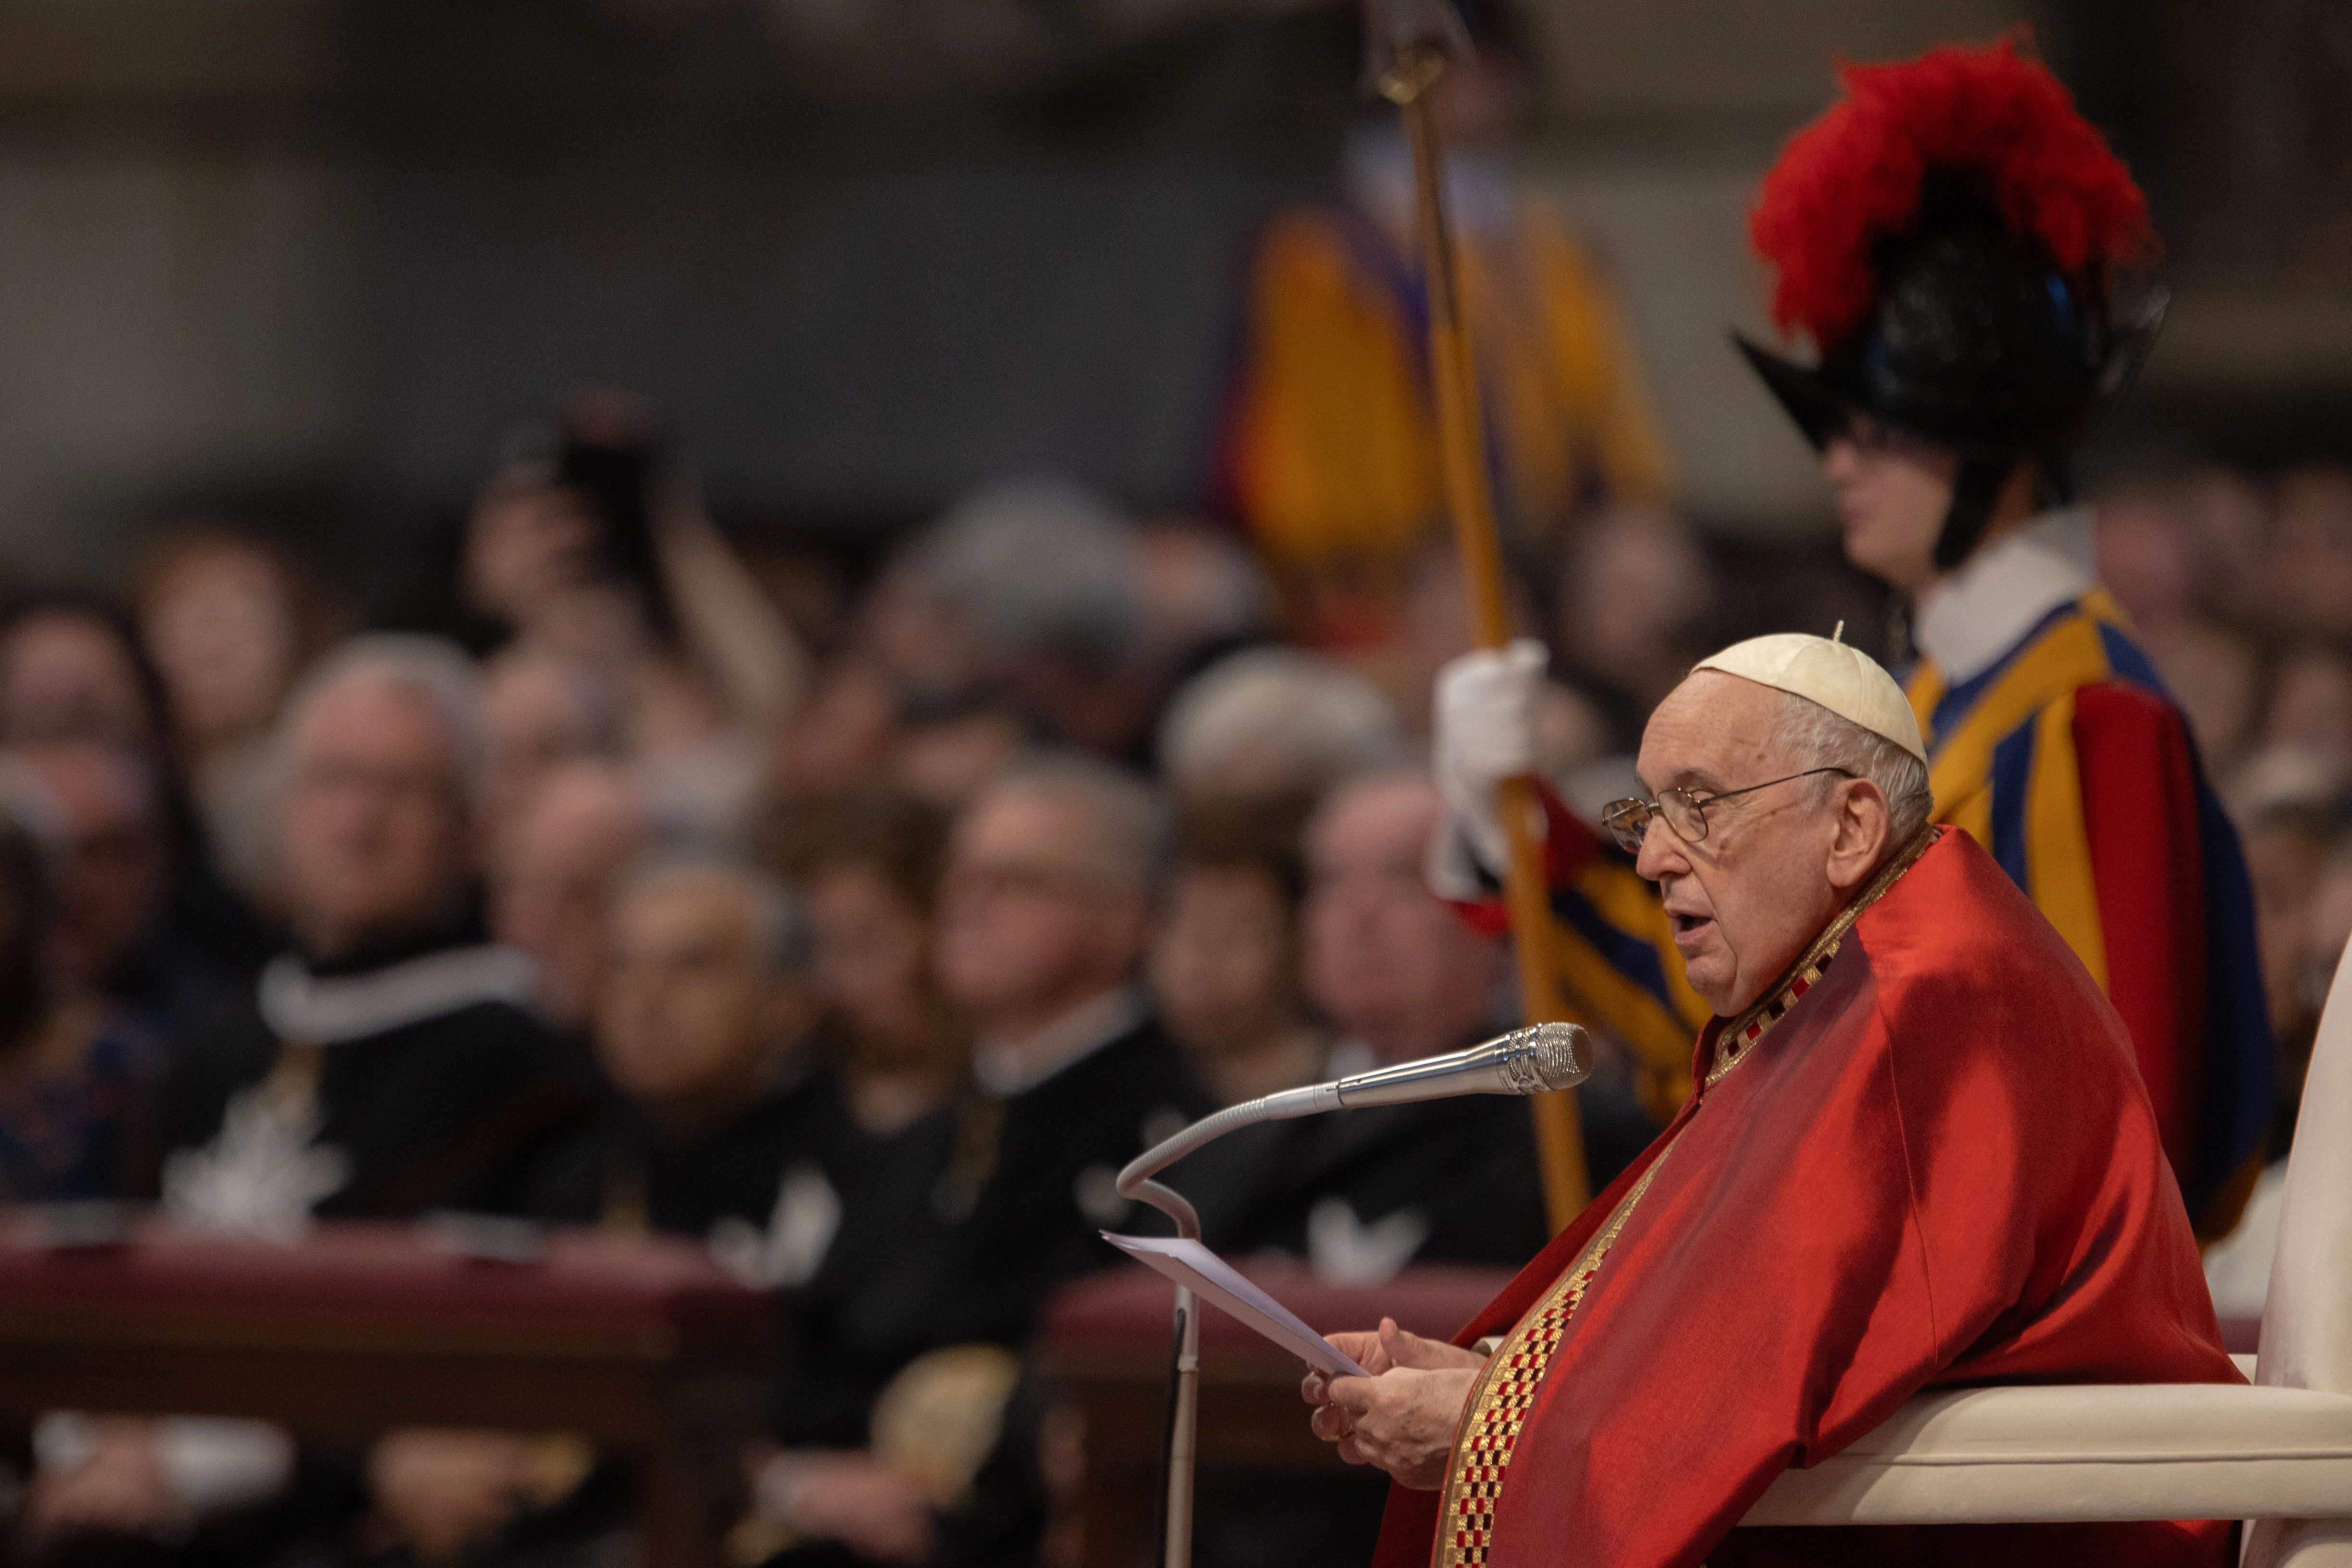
[1913,506,2098,687]
[258,945,538,1045]
[973,986,1145,1098]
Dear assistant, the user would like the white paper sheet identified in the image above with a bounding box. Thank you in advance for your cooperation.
[1102,1231,1371,1378]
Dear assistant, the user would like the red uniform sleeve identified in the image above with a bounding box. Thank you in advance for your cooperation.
[2072,680,2207,1184]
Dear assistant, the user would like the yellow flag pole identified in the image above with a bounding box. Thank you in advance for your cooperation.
[1371,30,1589,1229]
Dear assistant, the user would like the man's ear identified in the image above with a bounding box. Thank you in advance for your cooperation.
[1825,779,1893,893]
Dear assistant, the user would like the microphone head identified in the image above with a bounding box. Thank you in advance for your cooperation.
[1496,1021,1591,1093]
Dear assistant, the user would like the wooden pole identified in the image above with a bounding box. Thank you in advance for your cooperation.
[1380,44,1589,1229]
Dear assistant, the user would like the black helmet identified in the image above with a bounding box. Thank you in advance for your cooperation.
[1740,39,2162,570]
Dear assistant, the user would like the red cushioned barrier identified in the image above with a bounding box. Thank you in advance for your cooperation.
[0,1218,767,1357]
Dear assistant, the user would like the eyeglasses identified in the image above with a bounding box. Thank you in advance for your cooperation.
[1599,768,1855,854]
[1829,410,1937,461]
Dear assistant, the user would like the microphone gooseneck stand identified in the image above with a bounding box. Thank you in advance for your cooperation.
[1111,1022,1589,1568]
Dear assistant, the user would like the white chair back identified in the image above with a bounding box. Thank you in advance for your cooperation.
[2247,931,2352,1567]
[2259,931,2352,1395]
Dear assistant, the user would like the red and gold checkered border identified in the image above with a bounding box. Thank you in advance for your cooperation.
[1434,1151,1665,1568]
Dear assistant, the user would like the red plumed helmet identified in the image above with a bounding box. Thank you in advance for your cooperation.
[1751,34,2152,351]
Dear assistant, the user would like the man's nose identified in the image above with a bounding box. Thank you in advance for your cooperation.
[1633,819,1686,881]
[1822,438,1860,482]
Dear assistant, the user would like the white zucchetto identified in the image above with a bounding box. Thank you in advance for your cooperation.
[1690,630,1927,763]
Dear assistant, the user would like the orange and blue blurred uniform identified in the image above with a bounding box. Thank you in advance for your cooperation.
[1216,135,1671,646]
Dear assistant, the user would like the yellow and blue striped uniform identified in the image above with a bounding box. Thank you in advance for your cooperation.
[1908,590,2270,1234]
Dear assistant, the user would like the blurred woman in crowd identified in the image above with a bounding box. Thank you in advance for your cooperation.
[0,591,168,753]
[133,526,347,908]
[0,589,273,987]
[784,790,969,1136]
[0,794,168,1202]
[736,791,981,1565]
[1148,796,1324,1106]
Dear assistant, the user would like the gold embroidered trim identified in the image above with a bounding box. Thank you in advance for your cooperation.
[1434,1147,1672,1568]
[1705,824,1938,1086]
[1428,826,1940,1568]
[1705,945,1837,1086]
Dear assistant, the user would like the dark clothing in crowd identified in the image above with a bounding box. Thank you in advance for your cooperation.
[763,1069,962,1451]
[528,1073,826,1238]
[912,1014,1212,1568]
[151,922,593,1221]
[844,1015,1210,1372]
[112,940,240,1044]
[1181,1042,1659,1272]
[0,1010,172,1202]
[160,854,282,990]
[1185,1095,1549,1268]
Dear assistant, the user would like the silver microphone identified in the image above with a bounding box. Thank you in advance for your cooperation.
[1115,1022,1592,1221]
[1322,1020,1591,1110]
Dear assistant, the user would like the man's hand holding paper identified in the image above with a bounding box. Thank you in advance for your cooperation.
[1303,1317,1484,1491]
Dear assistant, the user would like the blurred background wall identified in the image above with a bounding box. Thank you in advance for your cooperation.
[0,0,2347,605]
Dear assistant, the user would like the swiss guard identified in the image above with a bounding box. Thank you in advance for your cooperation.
[1217,1,1673,654]
[1434,36,2272,1237]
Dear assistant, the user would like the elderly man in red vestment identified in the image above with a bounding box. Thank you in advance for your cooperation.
[1303,631,2240,1567]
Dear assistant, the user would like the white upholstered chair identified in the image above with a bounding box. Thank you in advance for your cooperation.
[1742,933,2352,1563]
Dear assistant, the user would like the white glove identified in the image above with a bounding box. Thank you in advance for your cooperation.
[1433,639,1547,876]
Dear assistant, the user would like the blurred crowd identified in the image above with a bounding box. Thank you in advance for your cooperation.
[0,378,2343,1568]
[2098,465,2352,1143]
[0,385,1696,1568]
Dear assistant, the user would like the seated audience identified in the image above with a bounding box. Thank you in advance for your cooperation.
[1188,772,1654,1281]
[27,639,597,1568]
[10,740,234,1049]
[0,589,274,979]
[1148,796,1324,1105]
[478,646,621,867]
[490,761,649,1041]
[770,658,902,809]
[924,754,1209,1279]
[783,790,968,1137]
[133,526,346,910]
[728,794,981,1567]
[1156,648,1402,803]
[460,390,808,851]
[535,858,820,1237]
[872,480,1160,762]
[154,634,592,1231]
[339,860,827,1568]
[1132,519,1275,682]
[1554,509,1717,744]
[887,699,1030,811]
[742,757,1212,1568]
[0,592,166,753]
[2145,618,2263,781]
[2239,789,2352,1149]
[0,796,167,1202]
[2259,649,2352,769]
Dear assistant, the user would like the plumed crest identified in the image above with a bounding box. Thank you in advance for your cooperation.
[1750,35,2152,350]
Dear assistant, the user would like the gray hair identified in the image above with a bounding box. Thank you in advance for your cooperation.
[276,634,490,808]
[904,477,1145,673]
[1157,647,1405,795]
[617,855,816,977]
[982,751,1170,899]
[1771,690,1934,844]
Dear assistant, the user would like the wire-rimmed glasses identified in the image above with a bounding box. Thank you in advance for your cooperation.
[1599,767,1856,854]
